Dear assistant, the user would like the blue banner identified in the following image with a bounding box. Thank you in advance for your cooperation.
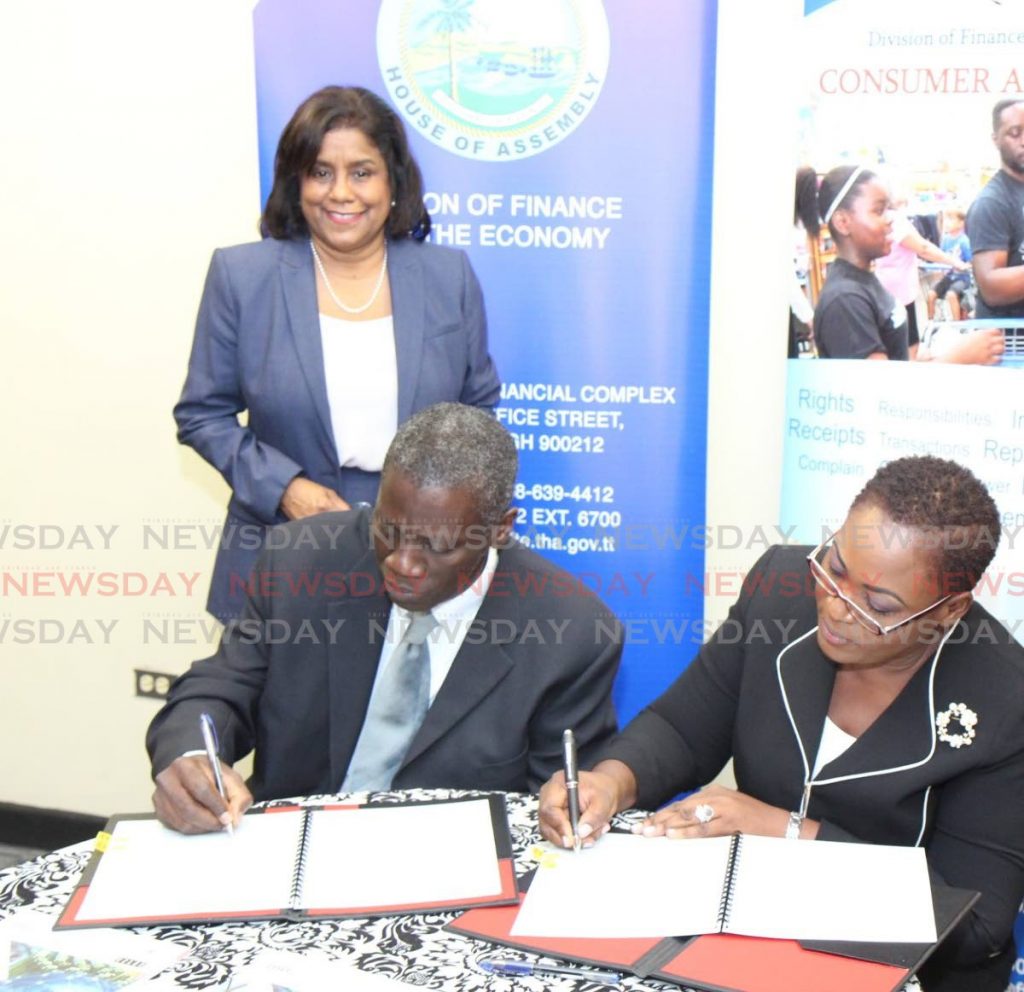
[253,0,717,722]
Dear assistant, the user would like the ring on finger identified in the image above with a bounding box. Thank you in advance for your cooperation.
[693,803,715,824]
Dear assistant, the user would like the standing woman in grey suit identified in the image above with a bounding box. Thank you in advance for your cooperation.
[175,86,501,620]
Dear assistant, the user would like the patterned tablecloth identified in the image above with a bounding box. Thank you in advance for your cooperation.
[0,789,921,992]
[0,790,675,990]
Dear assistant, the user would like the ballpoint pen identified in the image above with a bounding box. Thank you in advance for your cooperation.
[562,728,581,853]
[480,958,621,986]
[199,711,234,835]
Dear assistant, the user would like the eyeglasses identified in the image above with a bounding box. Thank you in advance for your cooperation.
[806,538,951,637]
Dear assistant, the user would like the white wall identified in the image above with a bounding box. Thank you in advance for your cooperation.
[0,0,259,814]
[0,0,793,815]
[704,0,798,626]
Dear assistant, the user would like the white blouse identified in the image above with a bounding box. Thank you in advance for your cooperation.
[319,314,398,471]
[812,716,857,777]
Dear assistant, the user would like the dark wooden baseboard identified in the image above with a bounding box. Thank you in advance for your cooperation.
[0,802,107,850]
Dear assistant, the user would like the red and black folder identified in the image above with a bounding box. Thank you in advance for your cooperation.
[447,875,977,992]
[58,794,517,930]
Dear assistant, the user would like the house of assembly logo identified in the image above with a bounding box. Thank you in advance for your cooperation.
[377,0,609,162]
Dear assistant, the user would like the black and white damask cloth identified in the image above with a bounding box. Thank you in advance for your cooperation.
[0,789,921,992]
[0,791,646,991]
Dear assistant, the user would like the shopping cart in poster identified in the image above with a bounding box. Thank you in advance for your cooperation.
[919,318,1024,368]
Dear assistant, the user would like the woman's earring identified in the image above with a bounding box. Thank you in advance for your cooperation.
[391,199,396,207]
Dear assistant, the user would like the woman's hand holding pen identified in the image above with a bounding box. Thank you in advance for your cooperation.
[538,760,638,849]
[280,477,349,520]
[153,755,252,834]
[540,776,823,846]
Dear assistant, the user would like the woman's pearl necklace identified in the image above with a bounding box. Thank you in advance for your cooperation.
[310,239,388,315]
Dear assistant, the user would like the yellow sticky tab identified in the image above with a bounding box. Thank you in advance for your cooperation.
[538,850,561,869]
[529,844,562,869]
[94,831,111,852]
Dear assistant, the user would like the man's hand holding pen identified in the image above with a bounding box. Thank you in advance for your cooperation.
[153,754,252,835]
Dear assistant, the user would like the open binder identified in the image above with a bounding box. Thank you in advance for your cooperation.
[509,833,937,944]
[449,884,978,992]
[57,795,517,930]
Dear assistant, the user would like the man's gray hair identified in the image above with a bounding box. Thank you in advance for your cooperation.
[383,403,517,525]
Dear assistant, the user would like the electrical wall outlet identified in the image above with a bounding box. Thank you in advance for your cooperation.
[134,669,174,699]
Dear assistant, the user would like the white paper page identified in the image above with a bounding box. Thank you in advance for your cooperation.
[75,812,304,922]
[725,835,937,943]
[511,833,734,938]
[300,799,503,911]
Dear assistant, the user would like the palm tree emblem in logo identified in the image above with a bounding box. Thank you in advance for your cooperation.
[378,0,609,161]
[418,0,474,103]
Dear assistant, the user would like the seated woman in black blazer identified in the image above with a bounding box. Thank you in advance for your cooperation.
[540,455,1024,992]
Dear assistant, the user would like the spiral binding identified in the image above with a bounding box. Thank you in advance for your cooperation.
[715,832,743,932]
[288,809,313,912]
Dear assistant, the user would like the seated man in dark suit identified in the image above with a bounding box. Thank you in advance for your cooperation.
[149,403,623,833]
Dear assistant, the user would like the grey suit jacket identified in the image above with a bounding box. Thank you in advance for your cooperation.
[147,508,623,797]
[174,237,500,619]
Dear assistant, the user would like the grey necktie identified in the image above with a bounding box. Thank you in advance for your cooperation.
[341,611,438,791]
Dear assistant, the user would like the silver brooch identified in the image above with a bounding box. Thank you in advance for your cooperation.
[936,702,978,749]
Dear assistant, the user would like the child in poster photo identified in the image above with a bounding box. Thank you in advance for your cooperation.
[813,165,910,360]
[812,165,1004,364]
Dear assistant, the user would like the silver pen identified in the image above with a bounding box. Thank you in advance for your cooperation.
[199,711,234,835]
[563,728,581,853]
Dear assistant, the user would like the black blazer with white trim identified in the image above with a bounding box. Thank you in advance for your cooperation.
[601,545,1024,992]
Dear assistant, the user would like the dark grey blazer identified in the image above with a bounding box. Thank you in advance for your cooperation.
[602,545,1024,992]
[147,508,622,797]
[174,237,500,619]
